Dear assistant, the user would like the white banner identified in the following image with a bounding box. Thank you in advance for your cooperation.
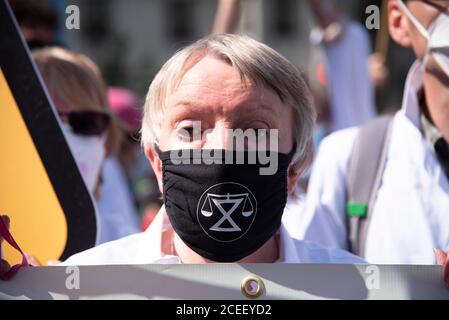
[0,264,448,300]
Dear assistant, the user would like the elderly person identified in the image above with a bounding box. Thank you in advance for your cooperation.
[62,34,363,265]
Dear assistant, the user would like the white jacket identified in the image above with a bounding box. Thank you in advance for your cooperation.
[302,61,449,264]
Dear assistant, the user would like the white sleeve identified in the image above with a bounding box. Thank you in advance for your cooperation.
[301,128,358,250]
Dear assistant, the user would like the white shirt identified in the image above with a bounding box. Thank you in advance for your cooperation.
[302,61,449,264]
[282,195,307,240]
[97,156,140,244]
[62,206,364,266]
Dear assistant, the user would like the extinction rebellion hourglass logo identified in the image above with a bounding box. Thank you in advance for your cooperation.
[197,182,258,242]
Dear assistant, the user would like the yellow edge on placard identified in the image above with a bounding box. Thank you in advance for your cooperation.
[0,68,67,265]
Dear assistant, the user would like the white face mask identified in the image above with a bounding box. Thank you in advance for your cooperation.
[61,123,106,193]
[398,0,449,78]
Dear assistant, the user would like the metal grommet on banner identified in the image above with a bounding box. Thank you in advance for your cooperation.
[241,274,265,299]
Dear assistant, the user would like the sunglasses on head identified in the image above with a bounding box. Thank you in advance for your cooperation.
[59,111,110,136]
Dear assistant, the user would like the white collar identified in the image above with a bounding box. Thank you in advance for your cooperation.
[136,206,174,263]
[144,206,300,263]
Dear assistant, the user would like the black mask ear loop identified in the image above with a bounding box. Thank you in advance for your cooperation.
[287,143,297,160]
[154,142,162,157]
[154,141,172,161]
[279,143,297,169]
[282,143,298,192]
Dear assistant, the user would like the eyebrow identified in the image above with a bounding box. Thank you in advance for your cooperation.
[172,101,208,112]
[239,102,278,116]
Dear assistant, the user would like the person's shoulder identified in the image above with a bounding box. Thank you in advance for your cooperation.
[320,127,359,153]
[61,231,152,266]
[306,127,360,202]
[293,238,366,264]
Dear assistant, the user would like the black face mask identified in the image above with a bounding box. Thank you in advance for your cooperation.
[156,146,295,262]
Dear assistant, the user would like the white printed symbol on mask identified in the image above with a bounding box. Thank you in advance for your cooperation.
[197,182,257,242]
[201,193,254,232]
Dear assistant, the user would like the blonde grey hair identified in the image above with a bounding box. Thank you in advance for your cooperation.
[141,34,315,173]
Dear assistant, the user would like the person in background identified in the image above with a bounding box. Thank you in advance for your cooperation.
[33,47,121,238]
[9,0,61,50]
[308,0,376,133]
[282,0,378,239]
[302,0,449,269]
[107,88,162,227]
[211,0,241,34]
[96,87,144,243]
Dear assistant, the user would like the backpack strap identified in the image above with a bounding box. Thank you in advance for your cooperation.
[346,115,395,257]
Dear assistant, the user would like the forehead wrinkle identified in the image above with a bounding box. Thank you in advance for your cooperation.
[173,78,255,109]
[166,56,284,121]
[174,69,281,112]
[174,56,253,92]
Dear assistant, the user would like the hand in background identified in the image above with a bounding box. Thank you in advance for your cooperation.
[435,248,449,287]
